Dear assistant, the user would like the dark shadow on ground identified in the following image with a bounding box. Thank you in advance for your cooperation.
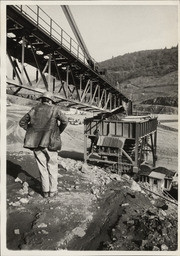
[7,160,41,195]
[168,188,178,200]
[59,150,84,161]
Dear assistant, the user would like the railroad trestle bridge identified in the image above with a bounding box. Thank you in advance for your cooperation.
[7,5,131,113]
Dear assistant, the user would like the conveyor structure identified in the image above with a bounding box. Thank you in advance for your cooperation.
[6,5,131,114]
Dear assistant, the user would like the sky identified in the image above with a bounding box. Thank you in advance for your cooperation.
[40,3,178,62]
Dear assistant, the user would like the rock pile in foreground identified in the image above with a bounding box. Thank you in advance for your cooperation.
[7,155,178,251]
[104,201,177,251]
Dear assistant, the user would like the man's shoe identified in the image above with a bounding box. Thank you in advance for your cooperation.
[43,192,49,198]
[49,192,57,197]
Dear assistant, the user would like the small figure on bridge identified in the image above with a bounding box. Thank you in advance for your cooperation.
[19,91,68,198]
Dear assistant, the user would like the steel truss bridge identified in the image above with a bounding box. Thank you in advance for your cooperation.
[7,5,131,113]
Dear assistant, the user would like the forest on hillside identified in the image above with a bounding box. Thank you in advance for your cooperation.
[99,46,178,83]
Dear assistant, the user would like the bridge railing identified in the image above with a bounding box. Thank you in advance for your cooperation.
[14,5,119,89]
[15,5,88,64]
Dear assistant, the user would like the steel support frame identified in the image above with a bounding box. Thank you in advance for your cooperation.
[7,5,131,114]
[133,131,157,172]
[7,37,122,112]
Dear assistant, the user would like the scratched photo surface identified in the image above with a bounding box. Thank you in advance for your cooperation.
[2,1,179,256]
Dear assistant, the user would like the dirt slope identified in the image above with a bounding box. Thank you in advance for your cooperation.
[5,104,178,251]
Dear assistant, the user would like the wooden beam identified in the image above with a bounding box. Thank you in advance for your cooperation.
[121,149,133,164]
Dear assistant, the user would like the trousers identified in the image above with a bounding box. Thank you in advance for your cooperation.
[34,148,58,193]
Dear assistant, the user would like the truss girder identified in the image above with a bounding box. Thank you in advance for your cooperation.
[7,5,130,113]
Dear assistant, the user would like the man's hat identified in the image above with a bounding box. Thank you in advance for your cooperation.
[39,91,55,102]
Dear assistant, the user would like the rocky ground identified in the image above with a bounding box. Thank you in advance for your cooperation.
[5,104,178,252]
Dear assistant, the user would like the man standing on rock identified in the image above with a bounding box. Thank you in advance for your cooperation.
[19,91,68,198]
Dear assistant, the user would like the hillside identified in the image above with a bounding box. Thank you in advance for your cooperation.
[7,47,178,114]
[99,47,178,113]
